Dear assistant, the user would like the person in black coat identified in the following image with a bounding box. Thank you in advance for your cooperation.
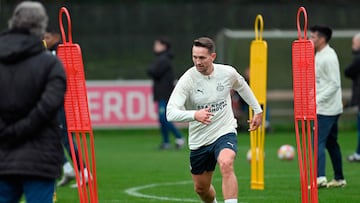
[147,38,185,149]
[0,2,66,202]
[345,33,360,162]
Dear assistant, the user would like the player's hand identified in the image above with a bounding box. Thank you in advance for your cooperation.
[194,107,213,125]
[248,112,263,131]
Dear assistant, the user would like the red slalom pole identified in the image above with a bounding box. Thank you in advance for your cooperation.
[292,6,318,203]
[57,7,98,203]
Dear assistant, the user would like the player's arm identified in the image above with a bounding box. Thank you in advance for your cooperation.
[0,58,66,143]
[166,76,197,122]
[231,69,263,130]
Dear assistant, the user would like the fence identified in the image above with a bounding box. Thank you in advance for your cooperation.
[1,2,360,81]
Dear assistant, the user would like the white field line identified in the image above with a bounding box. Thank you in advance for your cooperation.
[121,171,358,202]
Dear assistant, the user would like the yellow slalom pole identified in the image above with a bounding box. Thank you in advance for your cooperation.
[249,14,268,190]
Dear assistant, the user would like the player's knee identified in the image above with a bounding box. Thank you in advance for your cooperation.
[194,184,209,196]
[158,114,168,125]
[218,158,234,176]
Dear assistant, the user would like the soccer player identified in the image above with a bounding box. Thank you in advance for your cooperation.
[0,1,66,202]
[44,28,88,188]
[344,33,360,162]
[309,25,346,188]
[166,37,262,203]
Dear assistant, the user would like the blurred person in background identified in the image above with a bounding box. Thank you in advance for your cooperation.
[344,33,360,162]
[44,27,88,188]
[167,37,262,203]
[147,37,185,150]
[44,27,61,55]
[0,1,66,202]
[310,25,346,188]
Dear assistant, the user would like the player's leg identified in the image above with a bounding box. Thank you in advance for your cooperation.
[356,111,360,154]
[68,133,91,188]
[325,115,344,179]
[218,149,237,201]
[348,111,360,162]
[192,172,216,203]
[325,115,346,188]
[158,100,170,149]
[215,133,238,202]
[57,106,75,187]
[58,106,87,188]
[57,155,75,186]
[61,114,84,171]
[167,122,185,149]
[190,145,217,203]
[317,115,331,187]
[0,177,22,203]
[65,134,86,171]
[162,100,185,148]
[23,177,55,203]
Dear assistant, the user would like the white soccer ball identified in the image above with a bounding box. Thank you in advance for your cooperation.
[246,148,265,162]
[278,144,295,160]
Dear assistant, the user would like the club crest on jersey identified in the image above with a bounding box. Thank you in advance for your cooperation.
[216,83,224,91]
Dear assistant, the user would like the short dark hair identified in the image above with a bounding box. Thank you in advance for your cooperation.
[310,25,333,43]
[193,37,215,53]
[156,37,171,50]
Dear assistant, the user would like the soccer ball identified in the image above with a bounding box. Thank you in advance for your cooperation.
[277,144,295,160]
[246,148,265,162]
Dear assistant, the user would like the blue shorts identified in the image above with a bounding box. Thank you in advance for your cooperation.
[0,176,55,203]
[190,133,238,175]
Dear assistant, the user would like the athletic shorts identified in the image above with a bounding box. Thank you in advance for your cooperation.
[190,132,238,175]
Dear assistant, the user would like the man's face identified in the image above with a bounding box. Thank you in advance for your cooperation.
[352,36,360,51]
[192,46,216,75]
[153,40,166,53]
[309,31,324,51]
[43,32,60,49]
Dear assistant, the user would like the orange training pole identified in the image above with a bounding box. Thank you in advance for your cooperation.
[291,6,318,203]
[57,7,98,203]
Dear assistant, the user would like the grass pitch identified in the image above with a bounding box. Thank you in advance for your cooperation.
[56,128,360,203]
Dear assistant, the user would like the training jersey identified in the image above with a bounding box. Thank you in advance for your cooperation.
[166,63,262,150]
[315,44,343,116]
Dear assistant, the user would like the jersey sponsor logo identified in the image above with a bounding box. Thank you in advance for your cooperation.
[196,100,227,113]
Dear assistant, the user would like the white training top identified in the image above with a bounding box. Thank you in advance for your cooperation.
[166,63,262,150]
[315,44,343,116]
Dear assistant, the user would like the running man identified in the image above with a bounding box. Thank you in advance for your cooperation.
[166,37,263,203]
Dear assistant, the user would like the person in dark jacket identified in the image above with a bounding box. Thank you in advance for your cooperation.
[147,38,185,149]
[0,2,66,203]
[345,33,360,162]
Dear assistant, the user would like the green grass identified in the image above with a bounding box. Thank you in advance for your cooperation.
[56,128,360,203]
